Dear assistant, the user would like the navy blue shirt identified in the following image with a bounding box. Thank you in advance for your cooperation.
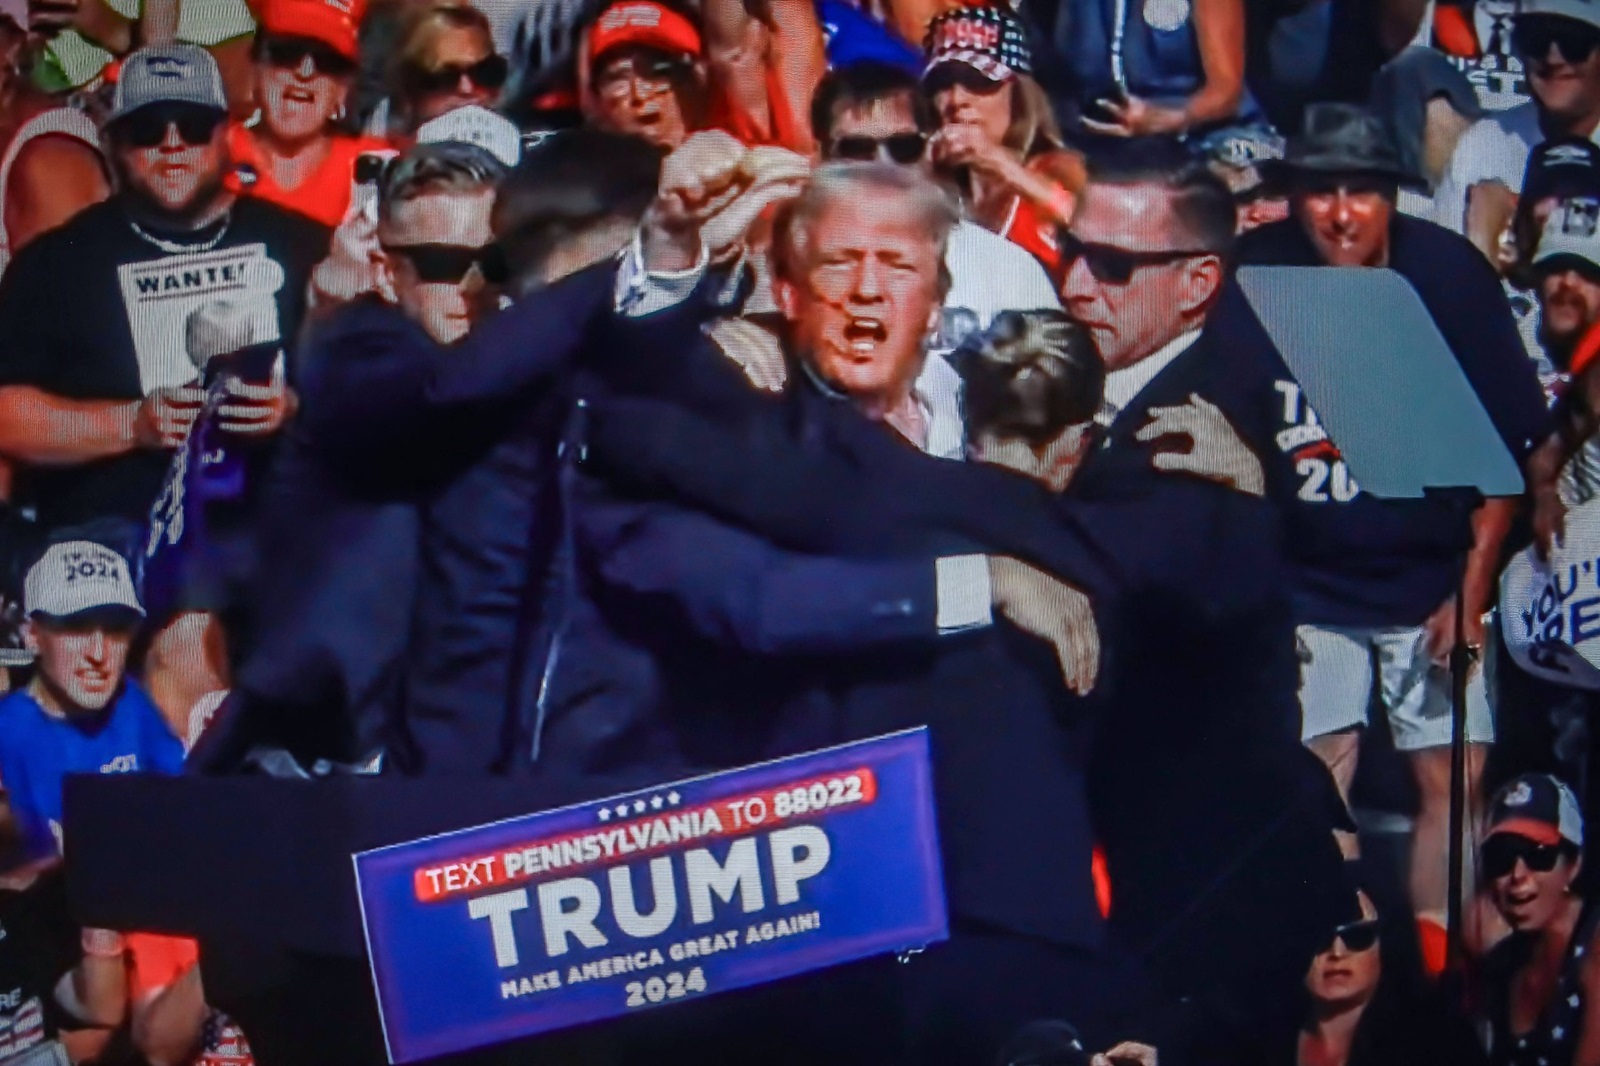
[1235,213,1549,626]
[0,681,183,861]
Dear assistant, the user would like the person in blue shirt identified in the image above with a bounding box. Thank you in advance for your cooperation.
[0,539,183,866]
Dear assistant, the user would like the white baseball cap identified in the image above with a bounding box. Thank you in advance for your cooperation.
[415,106,522,169]
[1534,196,1600,273]
[24,542,144,622]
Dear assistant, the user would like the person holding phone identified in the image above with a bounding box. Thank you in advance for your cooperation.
[0,45,328,736]
[225,0,392,228]
[922,7,1085,277]
[1480,774,1600,1066]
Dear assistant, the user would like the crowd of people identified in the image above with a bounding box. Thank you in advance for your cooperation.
[3,0,1600,1059]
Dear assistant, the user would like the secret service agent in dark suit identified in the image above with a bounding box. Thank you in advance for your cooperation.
[571,373,1156,1064]
[562,163,1184,1060]
[188,263,621,775]
[1060,158,1353,1064]
[587,156,1353,1064]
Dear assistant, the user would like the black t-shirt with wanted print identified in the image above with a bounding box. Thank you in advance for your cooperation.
[0,195,329,533]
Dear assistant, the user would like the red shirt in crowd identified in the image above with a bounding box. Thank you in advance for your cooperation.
[703,65,810,152]
[225,123,392,228]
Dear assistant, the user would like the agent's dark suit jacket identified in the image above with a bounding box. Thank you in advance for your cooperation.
[574,356,1127,954]
[191,265,619,774]
[1065,297,1352,1059]
[583,298,1352,1061]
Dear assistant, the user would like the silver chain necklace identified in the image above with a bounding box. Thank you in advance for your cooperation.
[126,209,233,255]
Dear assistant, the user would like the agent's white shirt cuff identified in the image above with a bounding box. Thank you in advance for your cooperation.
[936,555,993,633]
[614,229,710,317]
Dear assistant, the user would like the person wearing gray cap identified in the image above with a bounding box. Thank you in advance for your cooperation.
[0,43,331,735]
[1523,197,1600,554]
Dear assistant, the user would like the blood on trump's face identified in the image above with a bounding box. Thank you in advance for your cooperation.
[777,190,943,415]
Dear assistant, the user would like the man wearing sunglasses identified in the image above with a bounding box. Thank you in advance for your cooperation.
[1434,0,1600,253]
[371,145,507,345]
[0,43,330,733]
[582,0,705,150]
[1238,104,1549,958]
[811,61,1059,350]
[1057,139,1354,1059]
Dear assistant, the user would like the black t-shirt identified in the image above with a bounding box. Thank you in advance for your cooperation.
[0,869,80,1058]
[1234,214,1551,625]
[0,196,329,533]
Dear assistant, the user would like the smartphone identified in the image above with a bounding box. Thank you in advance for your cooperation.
[203,343,282,389]
[350,149,400,226]
[1082,84,1130,125]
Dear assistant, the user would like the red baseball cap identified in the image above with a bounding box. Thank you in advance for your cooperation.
[588,1,701,65]
[261,0,366,61]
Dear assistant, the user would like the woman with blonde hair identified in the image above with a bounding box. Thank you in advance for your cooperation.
[922,6,1085,276]
[388,0,506,131]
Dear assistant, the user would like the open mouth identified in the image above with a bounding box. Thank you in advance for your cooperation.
[282,86,316,105]
[843,317,888,353]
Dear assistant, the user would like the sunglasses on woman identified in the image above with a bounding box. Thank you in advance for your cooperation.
[831,133,927,164]
[1482,835,1567,879]
[113,104,225,149]
[924,62,1008,97]
[1513,16,1600,64]
[1323,919,1380,955]
[262,35,357,77]
[384,242,509,284]
[1058,233,1211,285]
[407,54,509,95]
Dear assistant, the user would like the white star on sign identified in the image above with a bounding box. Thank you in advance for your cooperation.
[633,800,647,814]
[614,804,629,819]
[650,795,664,810]
[667,791,681,807]
[598,808,611,822]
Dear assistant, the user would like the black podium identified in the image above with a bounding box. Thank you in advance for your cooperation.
[63,773,617,1064]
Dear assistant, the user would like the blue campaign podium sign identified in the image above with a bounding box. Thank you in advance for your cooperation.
[353,729,948,1063]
